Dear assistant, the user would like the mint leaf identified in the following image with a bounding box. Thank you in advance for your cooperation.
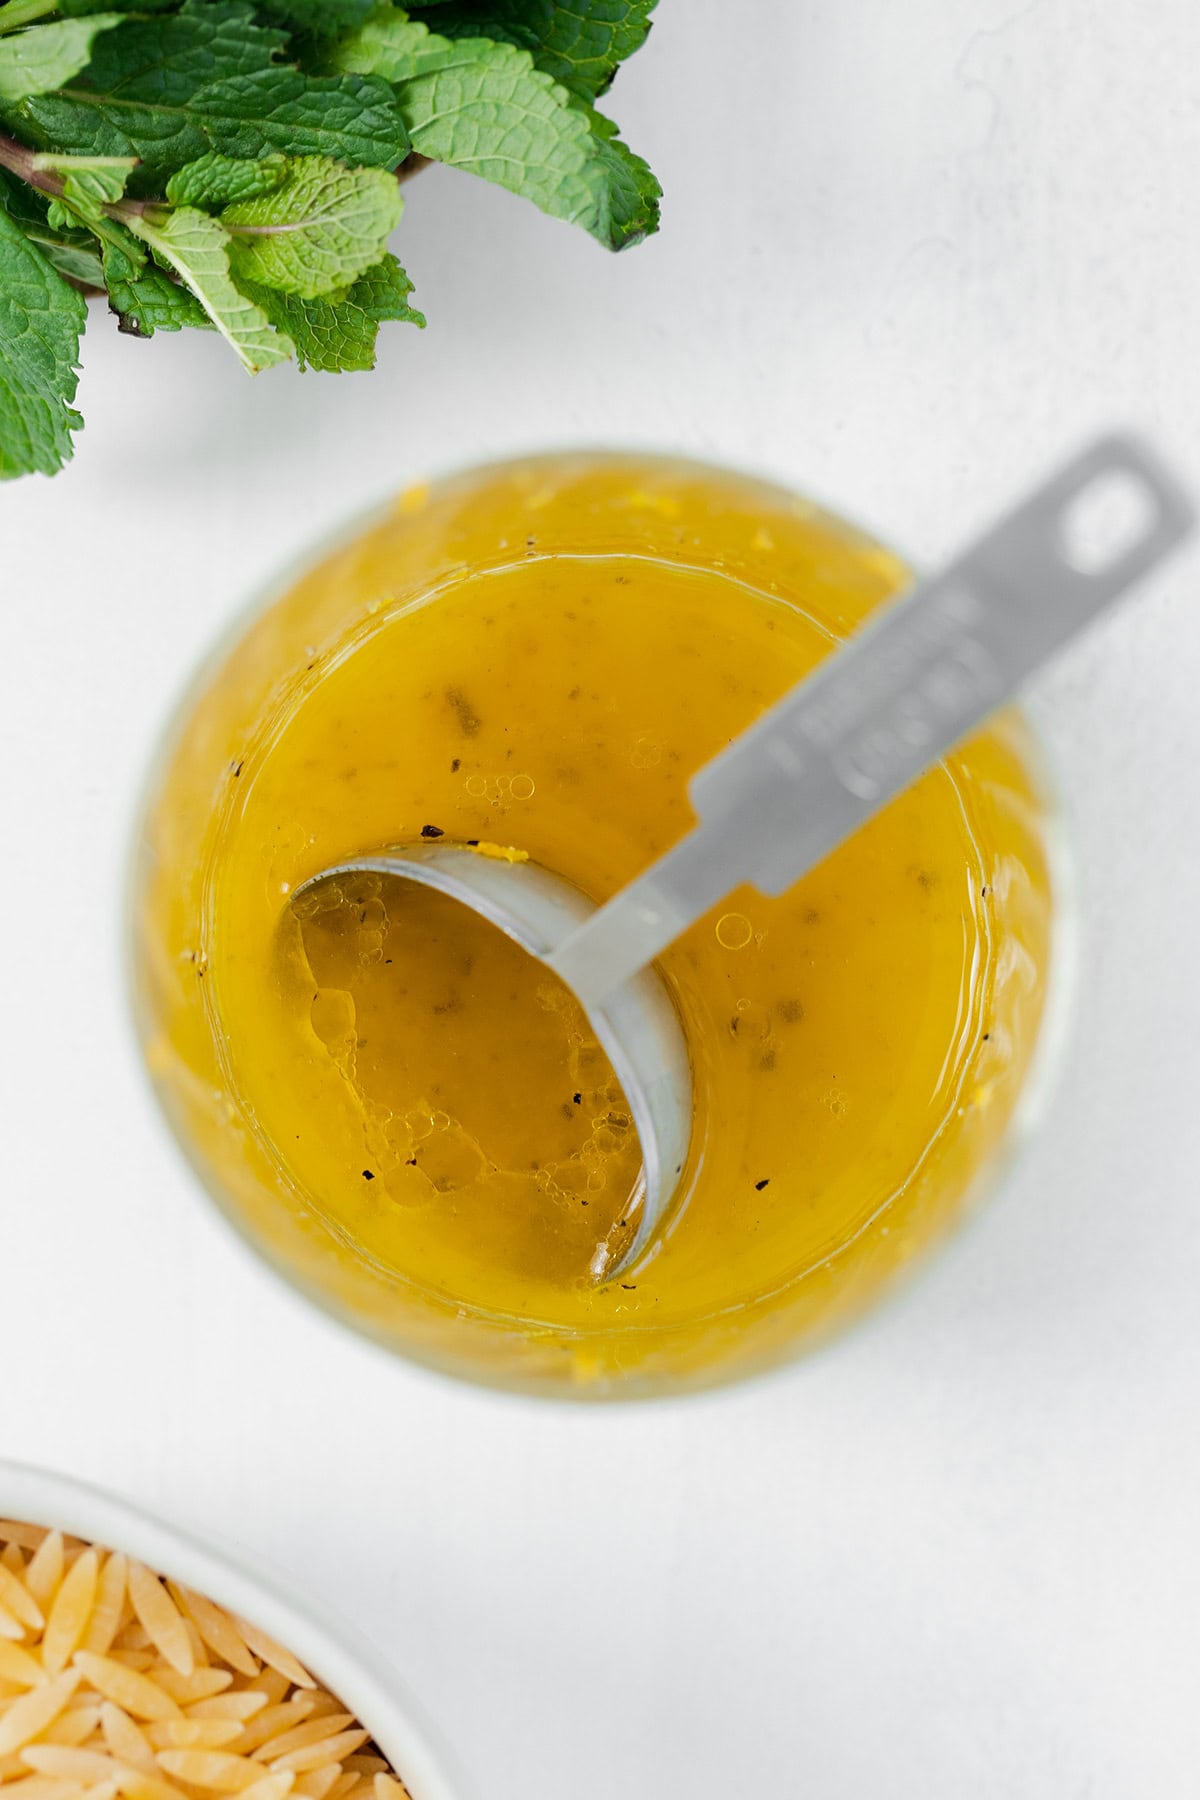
[33,150,136,206]
[29,149,146,265]
[410,1,657,100]
[328,12,431,81]
[0,161,51,229]
[0,165,104,284]
[332,16,651,247]
[238,249,423,371]
[578,103,658,245]
[0,13,124,102]
[103,241,211,335]
[257,0,377,33]
[39,235,104,285]
[0,207,85,477]
[58,1,178,15]
[125,204,292,371]
[221,153,402,297]
[167,151,288,208]
[7,0,409,185]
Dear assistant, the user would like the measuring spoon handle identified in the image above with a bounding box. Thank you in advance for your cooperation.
[688,432,1194,895]
[551,433,1193,1006]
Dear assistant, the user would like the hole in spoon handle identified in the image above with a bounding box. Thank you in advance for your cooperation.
[963,431,1195,640]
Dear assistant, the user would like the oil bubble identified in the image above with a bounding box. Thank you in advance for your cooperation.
[716,912,753,950]
[509,774,535,799]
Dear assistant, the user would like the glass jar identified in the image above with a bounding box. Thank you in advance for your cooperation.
[130,453,1065,1398]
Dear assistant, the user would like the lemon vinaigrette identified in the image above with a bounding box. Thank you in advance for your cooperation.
[132,455,1058,1395]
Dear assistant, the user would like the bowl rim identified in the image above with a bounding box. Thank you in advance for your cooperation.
[0,1459,469,1800]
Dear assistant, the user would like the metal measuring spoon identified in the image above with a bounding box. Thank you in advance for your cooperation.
[293,435,1193,1280]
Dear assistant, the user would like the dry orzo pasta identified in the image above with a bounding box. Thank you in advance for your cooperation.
[0,1522,412,1800]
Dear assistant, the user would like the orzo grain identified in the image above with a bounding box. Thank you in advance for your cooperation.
[0,1525,412,1800]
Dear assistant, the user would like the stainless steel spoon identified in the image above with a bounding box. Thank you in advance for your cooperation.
[294,434,1193,1279]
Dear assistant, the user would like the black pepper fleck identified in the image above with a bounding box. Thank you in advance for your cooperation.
[755,1178,770,1191]
[231,760,243,778]
[451,758,461,773]
[421,823,445,839]
[621,1282,637,1290]
[445,686,481,736]
[573,1092,582,1105]
[362,1169,375,1181]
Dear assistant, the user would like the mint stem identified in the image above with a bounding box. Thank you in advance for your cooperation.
[0,131,53,193]
[0,129,153,214]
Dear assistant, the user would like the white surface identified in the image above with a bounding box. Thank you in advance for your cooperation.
[2,2,1199,1796]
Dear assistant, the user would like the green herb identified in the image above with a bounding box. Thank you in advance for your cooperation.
[0,13,124,101]
[125,205,294,370]
[0,204,85,475]
[406,0,656,99]
[328,8,659,249]
[0,0,659,479]
[237,254,422,371]
[222,156,404,296]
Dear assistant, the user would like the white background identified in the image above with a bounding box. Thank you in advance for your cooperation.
[3,2,1200,1795]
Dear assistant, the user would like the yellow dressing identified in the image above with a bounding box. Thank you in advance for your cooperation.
[133,455,1056,1396]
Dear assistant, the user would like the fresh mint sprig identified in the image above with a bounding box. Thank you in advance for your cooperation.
[0,0,660,478]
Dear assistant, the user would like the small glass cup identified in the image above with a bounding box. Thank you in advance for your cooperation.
[129,452,1070,1399]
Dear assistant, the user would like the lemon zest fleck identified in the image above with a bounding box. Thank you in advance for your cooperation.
[468,841,529,864]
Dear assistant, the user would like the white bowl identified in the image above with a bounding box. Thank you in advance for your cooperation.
[0,1461,467,1800]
